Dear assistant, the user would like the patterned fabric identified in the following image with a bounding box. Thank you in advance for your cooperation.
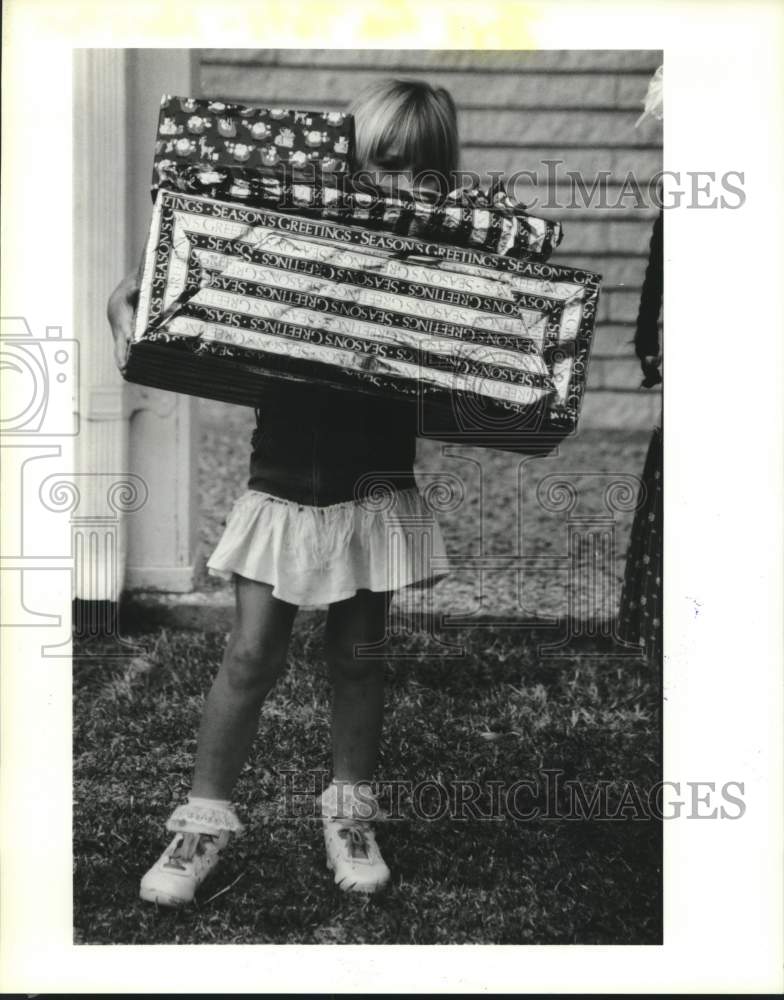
[126,191,600,454]
[618,207,663,663]
[617,424,662,663]
[151,95,354,198]
[156,166,564,263]
[634,209,663,387]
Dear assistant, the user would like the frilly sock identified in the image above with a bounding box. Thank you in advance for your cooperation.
[165,795,246,836]
[318,780,386,821]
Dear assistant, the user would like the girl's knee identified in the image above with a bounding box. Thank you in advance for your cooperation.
[223,633,288,695]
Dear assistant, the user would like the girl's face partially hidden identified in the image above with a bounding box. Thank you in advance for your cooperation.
[363,141,441,198]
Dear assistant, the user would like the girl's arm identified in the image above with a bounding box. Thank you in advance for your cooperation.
[106,253,145,372]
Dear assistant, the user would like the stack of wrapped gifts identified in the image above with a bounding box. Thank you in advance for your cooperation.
[125,96,601,454]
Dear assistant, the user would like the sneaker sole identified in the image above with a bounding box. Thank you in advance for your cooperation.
[326,859,390,894]
[139,885,193,908]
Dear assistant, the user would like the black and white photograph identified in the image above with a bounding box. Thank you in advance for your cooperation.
[76,45,665,944]
[1,0,782,993]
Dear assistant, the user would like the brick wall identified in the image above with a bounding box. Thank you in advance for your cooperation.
[194,49,663,430]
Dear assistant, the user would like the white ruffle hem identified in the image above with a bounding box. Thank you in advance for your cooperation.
[207,486,451,607]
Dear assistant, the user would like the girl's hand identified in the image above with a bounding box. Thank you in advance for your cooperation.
[107,270,140,373]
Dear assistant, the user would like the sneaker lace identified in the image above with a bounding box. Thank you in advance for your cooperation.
[336,819,372,860]
[166,832,216,868]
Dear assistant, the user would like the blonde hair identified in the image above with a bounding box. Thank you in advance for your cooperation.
[348,78,459,189]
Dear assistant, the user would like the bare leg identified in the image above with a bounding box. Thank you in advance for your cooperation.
[191,574,298,800]
[141,577,299,894]
[325,589,393,783]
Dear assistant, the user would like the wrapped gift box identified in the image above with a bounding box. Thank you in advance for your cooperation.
[160,167,563,262]
[152,95,354,198]
[125,190,600,454]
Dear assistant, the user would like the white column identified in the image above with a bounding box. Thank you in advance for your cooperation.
[73,49,201,597]
[72,50,131,601]
[124,50,202,593]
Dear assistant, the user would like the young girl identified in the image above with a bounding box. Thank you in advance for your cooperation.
[108,79,459,904]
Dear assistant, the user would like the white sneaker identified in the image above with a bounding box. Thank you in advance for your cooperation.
[323,817,391,894]
[139,830,229,907]
[319,781,390,894]
[139,797,244,908]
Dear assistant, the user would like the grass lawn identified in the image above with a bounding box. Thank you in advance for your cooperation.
[74,619,661,945]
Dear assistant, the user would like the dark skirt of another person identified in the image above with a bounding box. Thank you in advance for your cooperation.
[617,424,662,664]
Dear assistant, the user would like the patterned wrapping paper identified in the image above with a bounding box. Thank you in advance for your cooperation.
[151,95,354,198]
[156,165,563,263]
[126,191,601,454]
